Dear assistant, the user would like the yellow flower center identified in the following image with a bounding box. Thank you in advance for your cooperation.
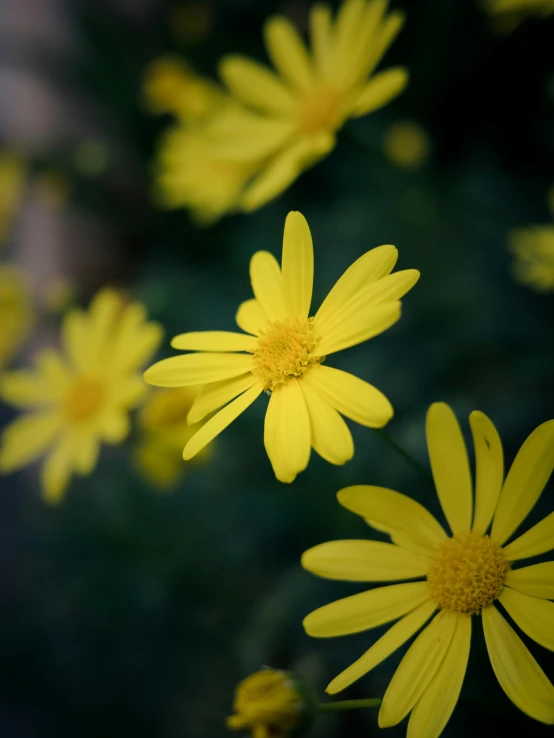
[251,318,323,390]
[64,379,105,424]
[427,532,510,614]
[227,670,301,737]
[297,85,344,135]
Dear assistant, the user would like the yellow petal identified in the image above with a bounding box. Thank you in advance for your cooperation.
[219,55,296,115]
[187,374,259,424]
[302,540,429,581]
[207,110,295,162]
[99,412,130,444]
[482,605,554,724]
[314,245,398,329]
[249,251,287,322]
[144,353,253,387]
[85,288,124,369]
[36,349,71,391]
[407,614,471,738]
[73,434,100,475]
[183,382,264,460]
[309,4,334,77]
[338,485,448,556]
[281,211,314,319]
[41,434,75,504]
[235,299,269,336]
[303,365,393,428]
[109,303,163,374]
[502,511,554,561]
[0,370,62,407]
[326,599,437,694]
[505,562,554,599]
[61,308,89,373]
[378,610,458,728]
[240,134,335,213]
[170,331,257,352]
[498,587,554,651]
[0,413,61,472]
[426,403,472,534]
[470,410,504,534]
[333,0,387,87]
[350,67,409,118]
[264,16,314,91]
[264,378,311,483]
[302,581,431,638]
[299,377,353,465]
[316,300,401,355]
[491,420,554,546]
[357,10,405,81]
[333,0,367,82]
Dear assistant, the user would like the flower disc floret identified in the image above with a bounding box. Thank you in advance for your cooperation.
[427,532,510,614]
[63,379,105,424]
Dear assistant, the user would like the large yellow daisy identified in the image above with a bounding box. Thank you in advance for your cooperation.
[302,402,554,737]
[0,289,163,503]
[215,0,408,211]
[144,211,419,483]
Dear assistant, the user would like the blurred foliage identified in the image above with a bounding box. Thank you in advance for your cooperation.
[0,0,553,737]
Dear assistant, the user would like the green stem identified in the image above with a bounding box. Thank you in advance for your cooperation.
[317,698,381,713]
[375,429,433,483]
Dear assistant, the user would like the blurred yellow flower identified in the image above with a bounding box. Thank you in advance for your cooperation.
[214,0,408,211]
[0,153,26,244]
[0,264,34,369]
[145,211,419,483]
[510,226,554,291]
[303,403,554,737]
[154,116,260,224]
[227,669,304,738]
[483,0,554,31]
[143,56,223,121]
[383,121,430,170]
[0,289,162,503]
[134,386,211,489]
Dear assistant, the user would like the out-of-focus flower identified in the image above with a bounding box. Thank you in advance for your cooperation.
[227,669,315,738]
[483,0,554,32]
[0,264,34,369]
[0,153,26,245]
[143,56,223,121]
[509,226,554,291]
[383,121,430,169]
[0,289,162,503]
[154,116,260,224]
[145,211,419,483]
[214,0,408,211]
[134,386,211,489]
[170,2,215,46]
[303,403,554,737]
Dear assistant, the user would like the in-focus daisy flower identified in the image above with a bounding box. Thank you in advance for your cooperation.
[0,264,34,369]
[145,211,419,483]
[483,0,554,31]
[0,152,26,244]
[383,121,430,170]
[0,289,162,503]
[215,0,408,211]
[143,56,223,121]
[227,669,313,738]
[302,402,554,738]
[509,225,554,292]
[134,386,212,489]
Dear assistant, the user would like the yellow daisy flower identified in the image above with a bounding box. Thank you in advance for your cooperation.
[302,402,554,737]
[0,152,26,244]
[0,289,162,503]
[509,225,554,292]
[144,211,419,483]
[383,121,430,170]
[215,0,408,212]
[0,264,34,369]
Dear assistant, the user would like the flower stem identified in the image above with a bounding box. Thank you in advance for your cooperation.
[317,698,381,713]
[375,428,433,483]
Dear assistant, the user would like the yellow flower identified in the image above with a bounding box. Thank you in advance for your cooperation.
[214,0,408,211]
[0,289,162,503]
[134,387,211,489]
[483,0,554,31]
[0,264,34,369]
[154,115,260,224]
[509,225,554,292]
[383,121,430,170]
[302,402,554,737]
[227,669,307,738]
[145,211,419,483]
[143,56,223,121]
[0,153,26,244]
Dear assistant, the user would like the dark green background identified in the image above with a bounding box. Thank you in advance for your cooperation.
[0,1,553,736]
